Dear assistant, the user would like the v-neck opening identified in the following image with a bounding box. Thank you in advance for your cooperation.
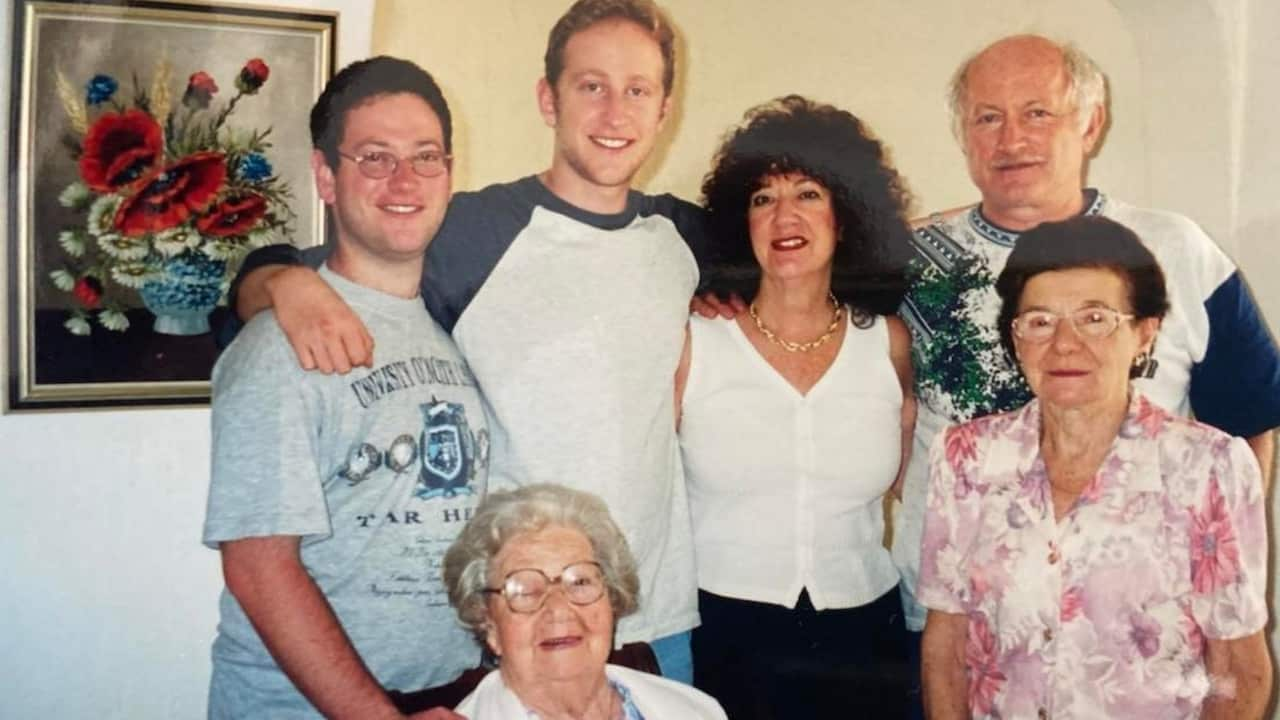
[726,310,858,399]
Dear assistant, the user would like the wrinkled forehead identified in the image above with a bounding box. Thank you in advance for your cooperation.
[492,524,595,578]
[964,44,1072,109]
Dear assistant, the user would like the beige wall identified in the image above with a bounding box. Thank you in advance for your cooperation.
[374,0,1144,213]
[372,0,1275,324]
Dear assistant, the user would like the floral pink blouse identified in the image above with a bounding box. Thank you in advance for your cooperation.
[917,393,1267,719]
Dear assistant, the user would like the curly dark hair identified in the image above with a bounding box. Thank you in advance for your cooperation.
[994,215,1169,378]
[699,95,914,316]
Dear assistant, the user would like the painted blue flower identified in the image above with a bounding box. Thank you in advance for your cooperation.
[85,74,118,105]
[238,153,273,183]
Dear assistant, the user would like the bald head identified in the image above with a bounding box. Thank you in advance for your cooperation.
[948,34,1106,144]
[947,34,1109,229]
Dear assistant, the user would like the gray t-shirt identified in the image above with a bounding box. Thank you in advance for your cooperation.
[203,266,488,719]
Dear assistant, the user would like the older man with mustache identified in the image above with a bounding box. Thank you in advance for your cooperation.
[891,32,1280,705]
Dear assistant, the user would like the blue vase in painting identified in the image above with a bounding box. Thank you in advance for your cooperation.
[139,253,226,335]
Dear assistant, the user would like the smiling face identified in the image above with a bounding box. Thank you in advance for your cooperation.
[313,92,451,266]
[747,172,838,288]
[485,524,614,692]
[959,37,1104,230]
[1013,267,1158,412]
[536,18,670,213]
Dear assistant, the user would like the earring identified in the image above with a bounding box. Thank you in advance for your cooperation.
[1132,351,1159,379]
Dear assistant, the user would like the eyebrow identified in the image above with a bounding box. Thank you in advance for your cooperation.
[970,98,1059,113]
[350,139,444,151]
[1019,299,1118,313]
[568,69,658,86]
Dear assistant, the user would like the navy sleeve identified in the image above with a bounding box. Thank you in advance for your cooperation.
[214,243,330,350]
[1190,271,1280,437]
[421,184,531,333]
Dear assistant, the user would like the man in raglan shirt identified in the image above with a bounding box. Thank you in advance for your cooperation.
[892,32,1280,662]
[223,0,706,682]
[203,57,485,720]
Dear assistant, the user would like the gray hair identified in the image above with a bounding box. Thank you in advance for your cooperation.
[947,35,1106,145]
[443,484,641,642]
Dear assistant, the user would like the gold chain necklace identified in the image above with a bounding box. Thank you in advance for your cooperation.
[749,293,844,353]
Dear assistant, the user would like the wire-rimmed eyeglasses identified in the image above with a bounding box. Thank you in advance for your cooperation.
[336,148,452,179]
[1012,306,1137,343]
[483,561,606,614]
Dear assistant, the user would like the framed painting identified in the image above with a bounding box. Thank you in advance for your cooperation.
[5,0,335,411]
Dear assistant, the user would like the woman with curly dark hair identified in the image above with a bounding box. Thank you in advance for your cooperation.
[674,95,916,717]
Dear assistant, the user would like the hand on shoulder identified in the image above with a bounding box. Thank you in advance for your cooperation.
[689,290,746,319]
[267,265,374,374]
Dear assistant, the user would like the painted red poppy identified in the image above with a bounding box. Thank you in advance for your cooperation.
[114,152,227,236]
[183,71,219,109]
[72,276,103,309]
[196,193,268,237]
[78,109,163,193]
[236,58,270,93]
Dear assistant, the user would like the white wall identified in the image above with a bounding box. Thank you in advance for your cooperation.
[1233,0,1280,339]
[0,2,372,718]
[3,1,1277,717]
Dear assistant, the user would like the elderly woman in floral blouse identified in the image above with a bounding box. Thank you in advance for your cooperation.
[917,216,1270,720]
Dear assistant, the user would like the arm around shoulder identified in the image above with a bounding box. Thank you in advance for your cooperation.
[229,242,307,321]
[224,243,372,373]
[248,263,373,374]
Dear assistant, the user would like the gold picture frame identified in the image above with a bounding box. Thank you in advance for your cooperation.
[5,0,335,410]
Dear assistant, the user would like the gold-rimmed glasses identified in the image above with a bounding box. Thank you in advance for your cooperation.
[336,148,452,179]
[1012,306,1137,343]
[483,561,606,614]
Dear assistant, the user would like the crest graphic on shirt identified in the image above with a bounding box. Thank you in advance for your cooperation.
[417,397,478,499]
[335,398,488,494]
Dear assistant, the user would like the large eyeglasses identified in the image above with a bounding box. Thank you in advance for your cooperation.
[483,561,606,614]
[336,149,452,179]
[1012,306,1136,343]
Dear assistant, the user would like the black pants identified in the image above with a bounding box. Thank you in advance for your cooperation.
[693,587,910,719]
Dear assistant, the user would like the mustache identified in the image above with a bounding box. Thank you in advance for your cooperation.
[991,155,1044,169]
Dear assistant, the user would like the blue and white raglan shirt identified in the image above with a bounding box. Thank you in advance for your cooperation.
[237,176,709,646]
[423,177,706,645]
[891,189,1280,631]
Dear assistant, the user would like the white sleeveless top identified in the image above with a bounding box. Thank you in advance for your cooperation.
[679,311,902,610]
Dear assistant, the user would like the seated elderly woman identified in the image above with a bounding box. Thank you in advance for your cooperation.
[918,216,1271,720]
[444,484,727,719]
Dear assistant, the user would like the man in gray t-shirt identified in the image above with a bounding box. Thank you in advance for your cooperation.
[203,58,482,720]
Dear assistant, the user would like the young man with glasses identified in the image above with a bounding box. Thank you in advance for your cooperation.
[203,57,483,720]
[222,0,705,683]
